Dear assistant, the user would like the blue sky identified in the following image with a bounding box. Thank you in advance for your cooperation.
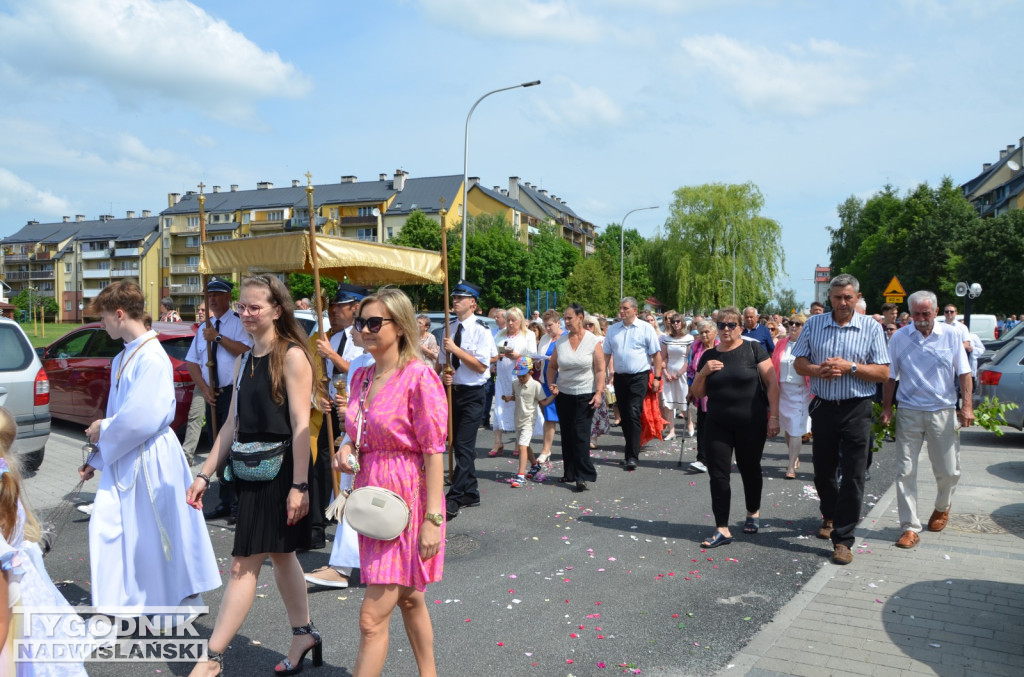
[1,0,1022,306]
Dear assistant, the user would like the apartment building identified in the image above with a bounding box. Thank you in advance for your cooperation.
[962,137,1024,217]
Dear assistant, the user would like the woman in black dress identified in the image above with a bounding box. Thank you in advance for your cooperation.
[689,306,780,548]
[187,274,324,676]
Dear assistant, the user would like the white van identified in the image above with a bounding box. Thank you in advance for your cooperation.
[956,314,997,342]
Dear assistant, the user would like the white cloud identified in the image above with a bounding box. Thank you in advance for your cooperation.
[418,0,609,43]
[0,0,312,122]
[0,169,71,216]
[535,81,624,129]
[680,34,878,116]
[899,0,1017,21]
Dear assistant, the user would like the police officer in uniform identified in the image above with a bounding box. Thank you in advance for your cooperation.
[440,281,497,520]
[184,276,253,522]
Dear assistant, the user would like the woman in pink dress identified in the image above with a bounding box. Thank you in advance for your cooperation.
[336,287,447,677]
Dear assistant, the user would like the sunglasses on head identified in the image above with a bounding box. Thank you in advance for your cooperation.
[717,322,739,330]
[354,316,395,333]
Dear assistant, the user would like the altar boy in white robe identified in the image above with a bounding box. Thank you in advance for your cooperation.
[80,280,221,614]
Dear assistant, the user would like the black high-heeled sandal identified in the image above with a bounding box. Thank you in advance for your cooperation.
[206,650,224,675]
[273,621,323,675]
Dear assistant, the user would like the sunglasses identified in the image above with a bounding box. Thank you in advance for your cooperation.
[944,310,956,314]
[354,316,395,333]
[790,322,803,327]
[717,322,739,330]
[885,326,897,332]
[670,318,683,324]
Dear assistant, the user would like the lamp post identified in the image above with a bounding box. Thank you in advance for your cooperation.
[619,206,659,300]
[729,237,755,308]
[460,80,541,281]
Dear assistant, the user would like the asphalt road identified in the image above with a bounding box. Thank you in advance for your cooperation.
[28,419,898,676]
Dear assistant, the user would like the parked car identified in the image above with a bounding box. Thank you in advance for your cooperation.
[295,308,329,336]
[39,321,196,436]
[974,337,1024,430]
[978,321,1024,369]
[0,318,50,471]
[956,313,997,342]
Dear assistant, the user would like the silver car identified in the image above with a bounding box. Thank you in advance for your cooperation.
[975,336,1024,430]
[0,317,50,470]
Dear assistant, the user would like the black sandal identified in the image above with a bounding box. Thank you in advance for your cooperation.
[701,532,733,548]
[205,650,224,675]
[743,516,760,534]
[273,621,323,675]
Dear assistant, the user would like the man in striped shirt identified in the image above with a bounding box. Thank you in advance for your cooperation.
[792,273,890,565]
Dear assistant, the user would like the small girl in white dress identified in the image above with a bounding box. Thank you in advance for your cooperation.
[0,406,87,676]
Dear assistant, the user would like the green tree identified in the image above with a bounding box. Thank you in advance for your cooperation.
[463,212,530,310]
[11,290,58,318]
[958,209,1024,313]
[657,182,783,312]
[391,210,455,309]
[526,222,580,295]
[565,252,620,315]
[591,224,654,305]
[287,274,338,308]
[764,287,800,316]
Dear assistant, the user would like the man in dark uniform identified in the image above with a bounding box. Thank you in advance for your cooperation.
[184,276,252,523]
[440,281,497,520]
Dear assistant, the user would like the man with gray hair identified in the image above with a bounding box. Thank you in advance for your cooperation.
[742,306,775,354]
[604,297,663,471]
[881,290,973,549]
[793,273,889,565]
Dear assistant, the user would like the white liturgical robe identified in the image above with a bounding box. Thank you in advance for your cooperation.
[89,330,221,613]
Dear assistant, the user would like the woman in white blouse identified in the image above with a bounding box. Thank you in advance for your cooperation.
[546,303,606,492]
[771,313,811,479]
[490,307,537,456]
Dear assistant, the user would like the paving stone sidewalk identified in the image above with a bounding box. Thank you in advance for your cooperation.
[723,429,1024,677]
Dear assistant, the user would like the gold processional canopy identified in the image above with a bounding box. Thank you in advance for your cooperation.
[198,232,445,286]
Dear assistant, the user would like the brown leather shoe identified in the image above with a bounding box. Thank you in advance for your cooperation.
[816,519,834,540]
[832,544,853,565]
[928,508,951,532]
[895,530,920,549]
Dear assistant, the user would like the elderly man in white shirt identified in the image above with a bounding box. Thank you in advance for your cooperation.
[882,290,974,550]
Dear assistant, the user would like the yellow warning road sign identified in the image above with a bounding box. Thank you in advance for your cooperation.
[885,295,904,304]
[883,276,906,297]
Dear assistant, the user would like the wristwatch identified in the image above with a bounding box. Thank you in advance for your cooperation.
[291,483,309,492]
[424,512,444,526]
[214,334,223,344]
[850,363,858,375]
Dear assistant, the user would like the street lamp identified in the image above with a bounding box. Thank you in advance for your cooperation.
[729,237,755,308]
[460,80,541,281]
[619,206,659,300]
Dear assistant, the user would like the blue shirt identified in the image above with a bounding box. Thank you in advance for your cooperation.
[603,319,660,374]
[791,311,889,400]
[742,323,775,355]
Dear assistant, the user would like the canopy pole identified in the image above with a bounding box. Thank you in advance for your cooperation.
[440,206,455,484]
[306,173,339,498]
[197,183,219,442]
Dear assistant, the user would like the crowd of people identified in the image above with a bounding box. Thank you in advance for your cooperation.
[0,270,987,675]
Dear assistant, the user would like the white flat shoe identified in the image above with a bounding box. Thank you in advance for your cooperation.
[663,431,676,440]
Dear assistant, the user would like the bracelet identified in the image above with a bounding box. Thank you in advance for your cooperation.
[196,472,212,485]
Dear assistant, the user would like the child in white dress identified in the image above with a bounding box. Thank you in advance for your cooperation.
[0,406,87,676]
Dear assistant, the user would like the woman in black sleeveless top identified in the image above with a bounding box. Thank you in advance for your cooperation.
[690,306,780,549]
[188,275,325,677]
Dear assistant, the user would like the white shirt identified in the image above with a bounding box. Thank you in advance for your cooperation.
[603,319,660,374]
[888,321,971,412]
[779,341,799,384]
[439,316,497,386]
[185,310,253,389]
[553,331,600,395]
[325,326,366,397]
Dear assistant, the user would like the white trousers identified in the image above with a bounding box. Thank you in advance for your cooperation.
[895,408,961,533]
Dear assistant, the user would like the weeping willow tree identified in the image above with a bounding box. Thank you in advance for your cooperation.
[650,182,784,312]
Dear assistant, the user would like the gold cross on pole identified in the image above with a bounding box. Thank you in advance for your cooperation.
[197,181,205,195]
[305,171,313,186]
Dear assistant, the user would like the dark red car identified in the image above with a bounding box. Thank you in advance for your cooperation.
[39,321,197,435]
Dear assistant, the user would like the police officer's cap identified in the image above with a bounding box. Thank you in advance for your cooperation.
[332,283,370,305]
[451,280,482,299]
[206,276,233,294]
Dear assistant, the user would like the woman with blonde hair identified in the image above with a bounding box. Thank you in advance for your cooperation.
[187,274,322,676]
[490,307,537,456]
[336,287,447,677]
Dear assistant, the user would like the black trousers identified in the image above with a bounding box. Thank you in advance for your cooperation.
[307,409,340,550]
[809,397,872,548]
[614,371,650,462]
[695,407,708,464]
[446,384,486,506]
[207,389,236,510]
[704,414,766,527]
[555,392,597,483]
[483,373,496,426]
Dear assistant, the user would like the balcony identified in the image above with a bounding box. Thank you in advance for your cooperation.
[171,264,199,274]
[4,271,29,281]
[28,270,54,280]
[338,215,377,226]
[83,269,111,279]
[31,251,51,261]
[4,254,29,262]
[249,221,284,233]
[82,249,111,260]
[171,284,203,295]
[171,244,199,256]
[109,268,139,278]
[82,288,102,299]
[114,247,139,257]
